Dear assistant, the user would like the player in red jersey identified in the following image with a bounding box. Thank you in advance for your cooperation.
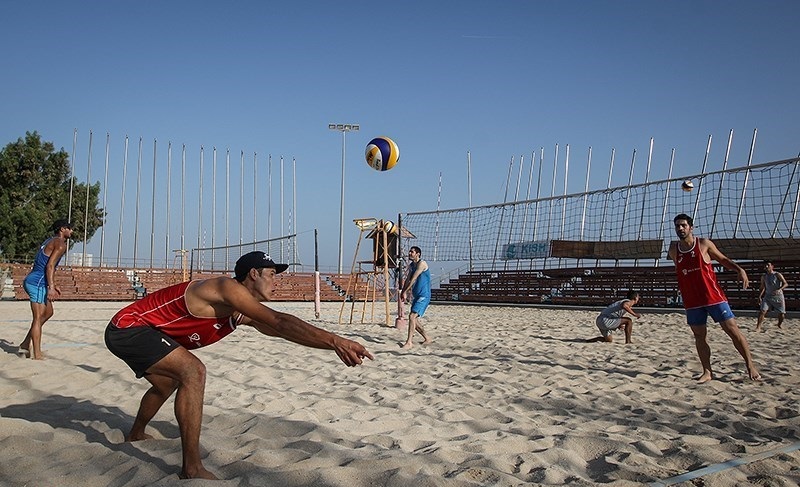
[105,251,373,480]
[668,214,760,383]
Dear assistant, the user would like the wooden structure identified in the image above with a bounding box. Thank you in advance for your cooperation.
[338,218,396,326]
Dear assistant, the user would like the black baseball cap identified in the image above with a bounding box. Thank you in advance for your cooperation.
[234,251,288,280]
[52,219,73,232]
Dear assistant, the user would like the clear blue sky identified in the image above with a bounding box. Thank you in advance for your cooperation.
[2,1,799,270]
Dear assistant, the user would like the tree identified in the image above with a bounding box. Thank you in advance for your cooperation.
[0,131,104,261]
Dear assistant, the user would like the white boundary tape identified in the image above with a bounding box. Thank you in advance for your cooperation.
[649,441,800,487]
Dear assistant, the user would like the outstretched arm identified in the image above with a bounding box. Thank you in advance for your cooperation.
[214,280,373,366]
[621,300,641,319]
[246,310,373,366]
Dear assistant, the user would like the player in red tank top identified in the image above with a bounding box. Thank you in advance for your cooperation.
[105,251,373,480]
[668,214,760,383]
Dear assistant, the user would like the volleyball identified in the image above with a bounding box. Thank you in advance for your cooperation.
[383,220,399,235]
[365,136,400,171]
[681,180,694,192]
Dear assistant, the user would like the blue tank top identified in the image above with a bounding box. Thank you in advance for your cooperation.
[27,237,63,279]
[409,261,431,298]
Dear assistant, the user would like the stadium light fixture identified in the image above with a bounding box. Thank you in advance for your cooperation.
[329,122,360,274]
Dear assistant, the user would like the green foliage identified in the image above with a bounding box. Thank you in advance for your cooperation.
[0,131,105,261]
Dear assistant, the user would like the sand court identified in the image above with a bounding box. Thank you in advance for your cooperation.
[1,300,799,486]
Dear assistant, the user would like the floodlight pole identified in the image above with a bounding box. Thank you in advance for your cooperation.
[328,122,360,274]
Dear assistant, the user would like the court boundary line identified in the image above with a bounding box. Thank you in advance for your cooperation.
[649,441,800,486]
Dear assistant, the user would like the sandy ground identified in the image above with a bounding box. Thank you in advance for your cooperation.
[0,299,798,486]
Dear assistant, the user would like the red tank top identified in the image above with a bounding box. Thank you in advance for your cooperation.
[674,238,727,309]
[111,280,240,349]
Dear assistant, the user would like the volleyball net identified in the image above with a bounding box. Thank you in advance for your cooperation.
[189,233,299,277]
[399,157,800,269]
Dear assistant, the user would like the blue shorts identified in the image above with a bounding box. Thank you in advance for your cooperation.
[410,295,430,317]
[23,276,48,304]
[685,302,735,326]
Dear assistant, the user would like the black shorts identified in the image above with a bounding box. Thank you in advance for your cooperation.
[105,322,181,378]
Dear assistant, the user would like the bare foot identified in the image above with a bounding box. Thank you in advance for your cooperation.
[421,339,432,346]
[400,342,413,349]
[748,366,762,381]
[179,467,219,480]
[696,372,713,383]
[125,432,154,442]
[755,327,763,332]
[31,352,45,360]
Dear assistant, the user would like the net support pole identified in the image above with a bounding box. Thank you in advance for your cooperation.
[314,228,320,318]
[395,213,407,330]
[467,151,474,271]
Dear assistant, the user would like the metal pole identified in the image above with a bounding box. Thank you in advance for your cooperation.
[596,148,615,266]
[636,138,654,240]
[166,142,172,268]
[149,139,157,269]
[658,148,676,265]
[710,130,734,238]
[560,144,569,239]
[280,156,285,262]
[467,150,474,271]
[314,228,320,318]
[253,152,258,247]
[329,123,359,274]
[133,137,142,267]
[289,157,298,263]
[239,150,244,247]
[116,136,129,268]
[508,154,524,244]
[532,147,544,241]
[579,146,592,240]
[339,132,345,274]
[67,128,77,266]
[82,130,93,267]
[268,154,272,241]
[546,144,559,241]
[521,150,535,242]
[211,147,217,270]
[225,149,230,266]
[618,149,637,247]
[435,171,442,262]
[492,157,514,269]
[197,146,204,271]
[181,144,186,257]
[99,133,110,267]
[733,128,757,237]
[692,135,713,220]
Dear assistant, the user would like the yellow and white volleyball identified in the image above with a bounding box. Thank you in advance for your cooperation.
[383,220,399,235]
[365,136,400,171]
[681,180,695,192]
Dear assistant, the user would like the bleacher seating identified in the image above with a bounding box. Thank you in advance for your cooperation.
[9,264,136,301]
[432,260,800,310]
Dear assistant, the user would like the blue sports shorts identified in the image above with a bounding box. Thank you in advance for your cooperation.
[23,279,48,304]
[410,295,430,317]
[685,302,735,326]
